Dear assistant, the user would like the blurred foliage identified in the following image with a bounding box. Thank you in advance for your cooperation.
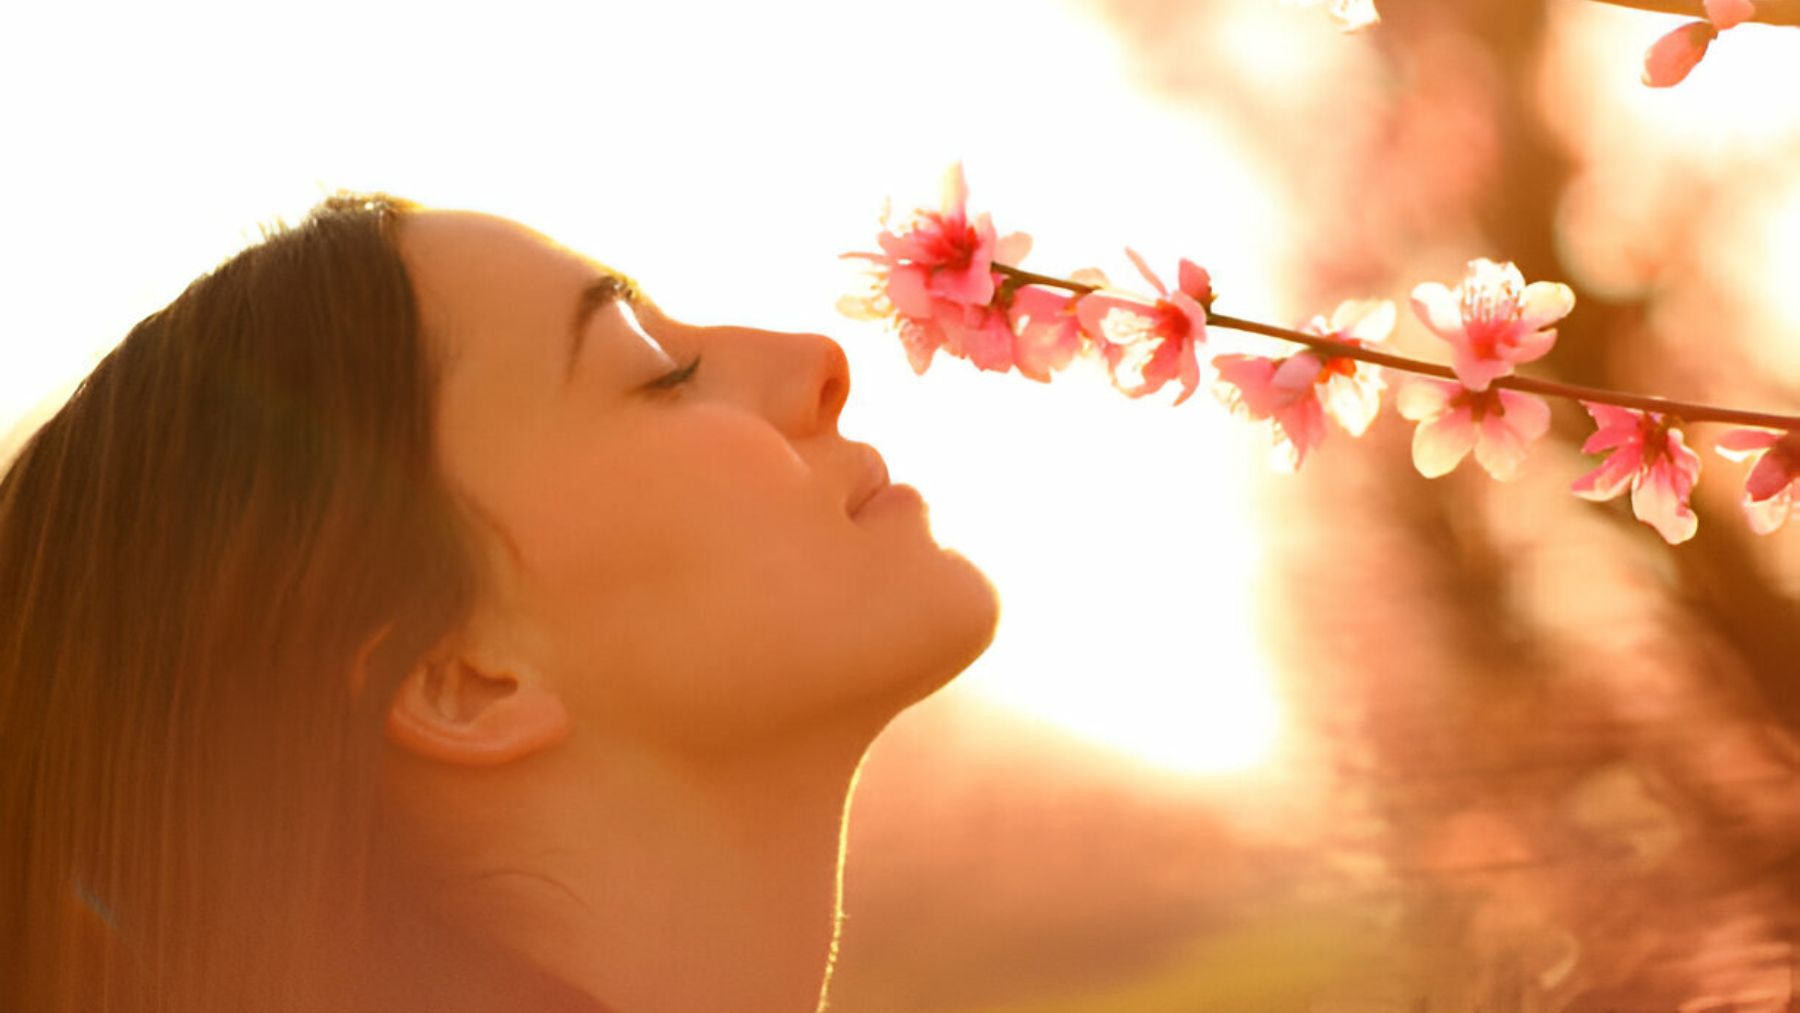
[832,0,1800,1009]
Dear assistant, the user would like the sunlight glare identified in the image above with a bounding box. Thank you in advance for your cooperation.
[0,0,1290,778]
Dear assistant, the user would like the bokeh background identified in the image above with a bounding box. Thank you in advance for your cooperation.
[5,0,1799,1008]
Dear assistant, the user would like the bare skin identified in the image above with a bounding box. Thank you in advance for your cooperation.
[370,210,999,1012]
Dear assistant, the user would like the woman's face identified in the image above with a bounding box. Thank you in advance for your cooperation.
[395,211,998,751]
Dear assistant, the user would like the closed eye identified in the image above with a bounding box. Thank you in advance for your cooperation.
[642,354,702,392]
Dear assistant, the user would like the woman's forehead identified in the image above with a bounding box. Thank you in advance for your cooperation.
[396,210,597,358]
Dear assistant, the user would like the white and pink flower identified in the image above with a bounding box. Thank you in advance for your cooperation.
[1411,259,1573,393]
[1570,403,1704,544]
[1005,270,1108,384]
[1714,427,1800,534]
[1642,0,1756,87]
[1396,378,1552,482]
[1074,249,1210,405]
[839,163,1031,374]
[1213,299,1395,472]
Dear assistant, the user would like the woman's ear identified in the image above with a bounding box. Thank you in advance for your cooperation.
[384,650,570,766]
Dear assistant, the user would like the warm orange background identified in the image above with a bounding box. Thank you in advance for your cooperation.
[5,1,1799,1008]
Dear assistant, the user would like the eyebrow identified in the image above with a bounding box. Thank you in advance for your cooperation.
[565,273,630,383]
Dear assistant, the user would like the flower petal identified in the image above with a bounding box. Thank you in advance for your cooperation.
[1578,402,1645,453]
[1507,326,1558,367]
[1069,267,1110,289]
[1495,389,1552,442]
[1642,21,1716,88]
[1272,352,1325,394]
[1665,428,1704,487]
[1213,354,1283,419]
[1409,282,1464,340]
[939,162,969,216]
[1744,487,1793,535]
[1412,407,1477,478]
[1008,287,1083,383]
[1333,298,1397,344]
[1571,454,1638,502]
[1320,370,1383,436]
[1517,281,1576,332]
[1171,338,1203,407]
[885,265,935,319]
[1631,462,1700,544]
[1473,413,1529,481]
[927,261,995,308]
[1177,259,1212,303]
[896,318,944,375]
[1472,392,1549,483]
[1396,377,1458,421]
[945,307,1015,372]
[1076,292,1160,347]
[1272,397,1328,472]
[836,293,883,321]
[1448,349,1513,392]
[1715,427,1783,459]
[994,231,1032,267]
[1168,291,1210,346]
[1123,247,1168,297]
[1745,451,1793,502]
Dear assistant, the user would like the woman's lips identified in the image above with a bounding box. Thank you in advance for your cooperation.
[846,446,890,516]
[852,481,921,518]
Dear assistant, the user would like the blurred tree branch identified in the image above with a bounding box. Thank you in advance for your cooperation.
[1587,0,1800,26]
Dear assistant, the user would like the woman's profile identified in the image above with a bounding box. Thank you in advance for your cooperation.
[0,194,1001,1013]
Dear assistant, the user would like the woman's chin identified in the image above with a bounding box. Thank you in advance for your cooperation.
[896,550,1002,707]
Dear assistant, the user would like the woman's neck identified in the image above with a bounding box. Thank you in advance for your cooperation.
[382,722,877,1013]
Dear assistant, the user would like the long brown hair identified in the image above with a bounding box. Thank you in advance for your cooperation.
[0,194,482,1012]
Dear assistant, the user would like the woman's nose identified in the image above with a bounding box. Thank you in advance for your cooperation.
[748,329,850,438]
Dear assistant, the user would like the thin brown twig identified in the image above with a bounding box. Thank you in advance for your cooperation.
[991,263,1800,430]
[1584,0,1800,27]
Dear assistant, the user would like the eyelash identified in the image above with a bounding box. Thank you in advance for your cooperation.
[611,279,700,393]
[646,354,703,391]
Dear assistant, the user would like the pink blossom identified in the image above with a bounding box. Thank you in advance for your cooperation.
[1570,403,1704,544]
[1642,21,1719,87]
[1641,2,1752,87]
[1395,378,1552,482]
[1212,299,1395,472]
[1214,354,1330,473]
[1410,259,1573,392]
[910,302,1020,375]
[1004,269,1108,383]
[839,163,1031,374]
[1714,427,1800,534]
[1073,250,1210,405]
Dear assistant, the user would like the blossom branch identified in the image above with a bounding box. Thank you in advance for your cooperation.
[847,164,1800,541]
[1586,0,1800,26]
[992,262,1800,430]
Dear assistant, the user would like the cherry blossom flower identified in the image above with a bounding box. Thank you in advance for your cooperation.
[1214,354,1329,473]
[1285,0,1380,32]
[1074,250,1210,405]
[1005,269,1108,383]
[1410,259,1573,393]
[1396,379,1551,482]
[1642,0,1756,87]
[839,163,1030,374]
[1714,427,1800,534]
[1570,403,1704,544]
[1212,299,1396,472]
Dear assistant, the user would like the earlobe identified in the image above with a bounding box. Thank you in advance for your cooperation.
[385,655,571,766]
